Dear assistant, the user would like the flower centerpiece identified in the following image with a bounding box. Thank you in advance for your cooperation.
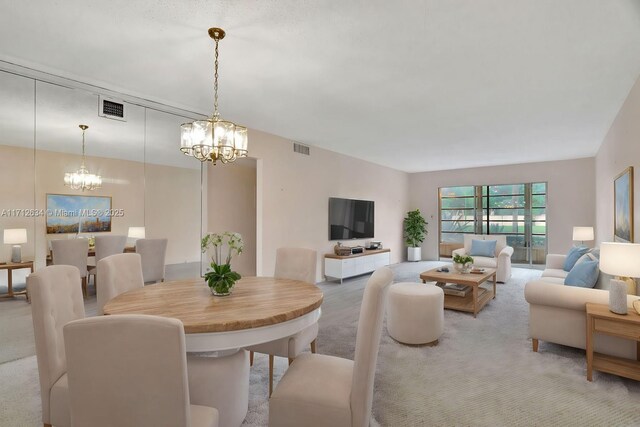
[452,254,474,274]
[201,232,244,296]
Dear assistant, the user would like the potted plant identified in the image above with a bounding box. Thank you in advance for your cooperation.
[404,209,428,262]
[452,253,474,274]
[201,231,244,296]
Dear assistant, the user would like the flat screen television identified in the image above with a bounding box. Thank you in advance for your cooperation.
[329,197,375,240]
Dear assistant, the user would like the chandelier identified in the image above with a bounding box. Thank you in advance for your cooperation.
[64,124,102,191]
[180,27,248,164]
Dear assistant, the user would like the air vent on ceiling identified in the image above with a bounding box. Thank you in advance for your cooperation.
[98,95,127,121]
[293,142,310,156]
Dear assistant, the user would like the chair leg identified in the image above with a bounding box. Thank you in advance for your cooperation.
[250,351,254,366]
[288,358,294,365]
[532,338,539,352]
[44,423,52,427]
[310,339,317,354]
[268,355,274,397]
[81,277,87,298]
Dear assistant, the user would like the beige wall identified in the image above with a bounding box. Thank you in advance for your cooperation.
[595,74,640,245]
[247,129,410,282]
[207,158,257,276]
[145,162,201,265]
[409,158,596,260]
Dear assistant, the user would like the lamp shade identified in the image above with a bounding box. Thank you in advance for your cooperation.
[3,228,27,245]
[128,227,146,239]
[572,226,594,242]
[600,242,640,278]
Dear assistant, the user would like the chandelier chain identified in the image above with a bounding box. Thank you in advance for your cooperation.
[213,38,219,119]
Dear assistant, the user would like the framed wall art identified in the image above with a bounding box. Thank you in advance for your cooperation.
[46,194,112,234]
[614,167,634,243]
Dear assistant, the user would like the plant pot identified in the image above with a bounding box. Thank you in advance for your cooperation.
[407,247,421,262]
[453,262,472,274]
[209,286,232,297]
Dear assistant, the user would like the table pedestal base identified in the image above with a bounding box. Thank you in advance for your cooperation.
[187,349,249,427]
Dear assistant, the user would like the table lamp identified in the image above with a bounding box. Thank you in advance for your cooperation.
[128,227,146,240]
[600,242,640,315]
[572,226,594,246]
[4,228,28,263]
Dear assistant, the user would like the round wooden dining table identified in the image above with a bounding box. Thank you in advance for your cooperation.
[103,276,324,353]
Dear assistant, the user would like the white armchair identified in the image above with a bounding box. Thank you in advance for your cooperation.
[451,234,513,283]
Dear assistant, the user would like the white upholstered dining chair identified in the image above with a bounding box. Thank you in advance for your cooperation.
[135,238,168,284]
[96,252,249,427]
[96,253,144,315]
[246,247,318,396]
[29,265,86,427]
[51,239,89,298]
[269,267,394,427]
[63,314,219,427]
[88,234,127,291]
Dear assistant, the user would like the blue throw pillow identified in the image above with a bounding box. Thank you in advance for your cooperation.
[564,260,599,288]
[563,246,589,271]
[469,239,497,258]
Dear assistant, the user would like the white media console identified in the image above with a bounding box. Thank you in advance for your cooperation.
[324,249,391,283]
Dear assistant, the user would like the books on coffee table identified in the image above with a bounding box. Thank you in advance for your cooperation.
[441,283,471,297]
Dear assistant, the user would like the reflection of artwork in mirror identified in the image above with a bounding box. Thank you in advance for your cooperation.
[46,194,112,234]
[614,167,634,243]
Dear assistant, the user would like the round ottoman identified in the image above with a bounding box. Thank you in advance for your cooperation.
[386,282,444,345]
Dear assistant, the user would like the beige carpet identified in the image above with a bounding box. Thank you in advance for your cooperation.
[2,262,640,426]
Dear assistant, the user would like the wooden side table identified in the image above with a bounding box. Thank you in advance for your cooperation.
[586,302,640,381]
[0,260,34,301]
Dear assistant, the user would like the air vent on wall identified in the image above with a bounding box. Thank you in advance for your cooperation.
[293,142,310,156]
[98,95,127,121]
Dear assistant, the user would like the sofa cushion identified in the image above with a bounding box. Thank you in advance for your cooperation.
[470,256,498,268]
[541,268,569,279]
[463,235,507,255]
[564,260,599,288]
[563,246,589,271]
[469,239,497,258]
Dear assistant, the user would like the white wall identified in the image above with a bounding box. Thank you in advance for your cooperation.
[409,158,596,260]
[595,74,640,245]
[247,129,410,282]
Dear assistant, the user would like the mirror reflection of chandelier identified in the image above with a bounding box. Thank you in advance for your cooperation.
[180,27,248,164]
[64,124,102,191]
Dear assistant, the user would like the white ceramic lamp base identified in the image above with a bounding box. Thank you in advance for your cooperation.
[11,245,22,263]
[609,279,628,315]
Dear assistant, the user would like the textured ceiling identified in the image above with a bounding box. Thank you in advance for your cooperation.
[1,0,640,172]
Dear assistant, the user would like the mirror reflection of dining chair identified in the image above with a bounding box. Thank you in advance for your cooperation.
[51,239,89,298]
[64,315,219,427]
[135,238,168,284]
[88,235,127,293]
[269,267,394,427]
[246,247,318,396]
[96,253,143,315]
[29,265,86,427]
[96,252,249,426]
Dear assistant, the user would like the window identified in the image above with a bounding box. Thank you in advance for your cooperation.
[439,183,547,264]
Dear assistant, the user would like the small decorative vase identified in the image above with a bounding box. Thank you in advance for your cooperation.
[454,262,472,274]
[204,262,240,297]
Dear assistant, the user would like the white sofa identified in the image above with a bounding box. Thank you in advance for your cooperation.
[451,234,514,283]
[524,253,637,359]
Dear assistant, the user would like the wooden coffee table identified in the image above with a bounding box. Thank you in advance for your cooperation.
[420,267,497,318]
